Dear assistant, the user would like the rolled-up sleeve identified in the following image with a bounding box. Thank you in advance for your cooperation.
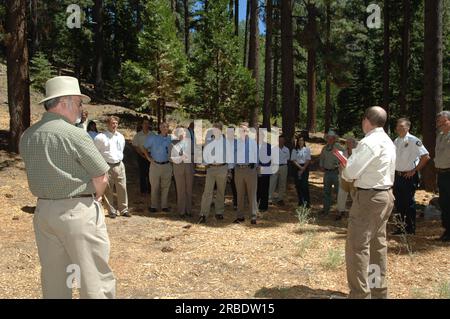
[342,143,375,181]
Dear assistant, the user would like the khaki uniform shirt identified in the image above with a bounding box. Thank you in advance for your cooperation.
[319,143,343,170]
[19,112,110,199]
[435,131,450,169]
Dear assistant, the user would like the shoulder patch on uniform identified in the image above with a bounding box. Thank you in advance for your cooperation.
[416,140,423,147]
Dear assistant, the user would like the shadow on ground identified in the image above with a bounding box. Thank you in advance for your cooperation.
[255,285,347,299]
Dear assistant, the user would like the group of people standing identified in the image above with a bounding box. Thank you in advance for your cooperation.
[18,76,450,299]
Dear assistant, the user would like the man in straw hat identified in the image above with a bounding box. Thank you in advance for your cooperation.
[19,76,115,298]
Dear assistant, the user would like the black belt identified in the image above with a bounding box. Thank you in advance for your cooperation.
[279,164,288,166]
[357,187,391,192]
[107,161,121,166]
[154,161,169,165]
[39,194,93,200]
[208,163,226,167]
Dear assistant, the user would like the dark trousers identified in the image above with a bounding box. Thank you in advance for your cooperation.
[438,172,450,235]
[393,173,418,233]
[137,154,150,194]
[229,168,237,207]
[257,174,270,211]
[295,167,310,207]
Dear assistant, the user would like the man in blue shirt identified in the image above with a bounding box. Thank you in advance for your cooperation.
[234,122,258,225]
[144,122,173,213]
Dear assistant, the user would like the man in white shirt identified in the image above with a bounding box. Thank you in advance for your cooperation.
[392,118,430,235]
[95,116,130,218]
[342,106,396,299]
[269,135,290,206]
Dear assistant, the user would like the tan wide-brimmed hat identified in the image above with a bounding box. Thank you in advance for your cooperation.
[39,76,91,104]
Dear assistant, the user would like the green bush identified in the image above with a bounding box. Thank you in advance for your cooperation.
[30,52,55,94]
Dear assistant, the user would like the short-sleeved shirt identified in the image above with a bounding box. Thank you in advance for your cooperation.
[394,133,429,172]
[272,146,290,165]
[291,147,312,165]
[319,143,343,170]
[144,134,173,162]
[19,112,109,199]
[435,131,450,169]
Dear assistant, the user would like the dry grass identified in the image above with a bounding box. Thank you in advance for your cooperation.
[0,65,449,299]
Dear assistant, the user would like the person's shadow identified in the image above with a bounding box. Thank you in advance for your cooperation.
[254,285,347,299]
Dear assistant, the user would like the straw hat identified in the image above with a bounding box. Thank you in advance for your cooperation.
[39,76,91,104]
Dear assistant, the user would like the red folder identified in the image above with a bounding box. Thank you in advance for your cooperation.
[332,148,348,167]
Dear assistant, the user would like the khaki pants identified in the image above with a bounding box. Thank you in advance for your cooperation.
[149,162,173,209]
[346,189,394,299]
[269,164,288,202]
[105,162,128,214]
[235,166,258,220]
[200,165,228,217]
[173,163,194,215]
[34,197,115,299]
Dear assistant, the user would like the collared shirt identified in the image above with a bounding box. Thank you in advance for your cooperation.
[19,112,109,199]
[394,132,429,172]
[75,120,88,131]
[170,139,191,164]
[342,127,396,189]
[94,130,126,164]
[144,134,173,162]
[235,136,258,166]
[272,145,290,165]
[291,147,312,165]
[435,131,450,169]
[319,143,343,170]
[203,135,227,165]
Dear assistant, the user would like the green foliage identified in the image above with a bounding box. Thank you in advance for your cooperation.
[186,0,257,124]
[321,248,344,270]
[120,0,190,113]
[30,52,56,94]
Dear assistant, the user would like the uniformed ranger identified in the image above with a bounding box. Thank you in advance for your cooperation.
[435,111,450,242]
[342,106,396,299]
[19,76,115,298]
[392,118,430,235]
[319,130,344,215]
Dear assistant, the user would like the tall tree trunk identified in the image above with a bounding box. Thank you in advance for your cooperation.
[281,0,295,147]
[262,0,273,129]
[382,0,390,132]
[248,0,259,127]
[94,0,104,98]
[422,0,443,192]
[306,4,317,133]
[5,0,31,153]
[399,0,411,115]
[184,0,190,56]
[324,0,332,133]
[243,0,250,67]
[30,0,39,58]
[272,44,279,118]
[295,84,301,126]
[234,0,239,36]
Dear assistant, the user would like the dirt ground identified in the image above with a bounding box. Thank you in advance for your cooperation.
[0,64,448,299]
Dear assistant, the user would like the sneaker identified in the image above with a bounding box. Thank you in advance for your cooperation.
[233,218,245,224]
[198,216,206,224]
[251,219,257,225]
[108,212,117,219]
[148,207,158,213]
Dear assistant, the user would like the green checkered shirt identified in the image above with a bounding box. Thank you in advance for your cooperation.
[19,112,110,199]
